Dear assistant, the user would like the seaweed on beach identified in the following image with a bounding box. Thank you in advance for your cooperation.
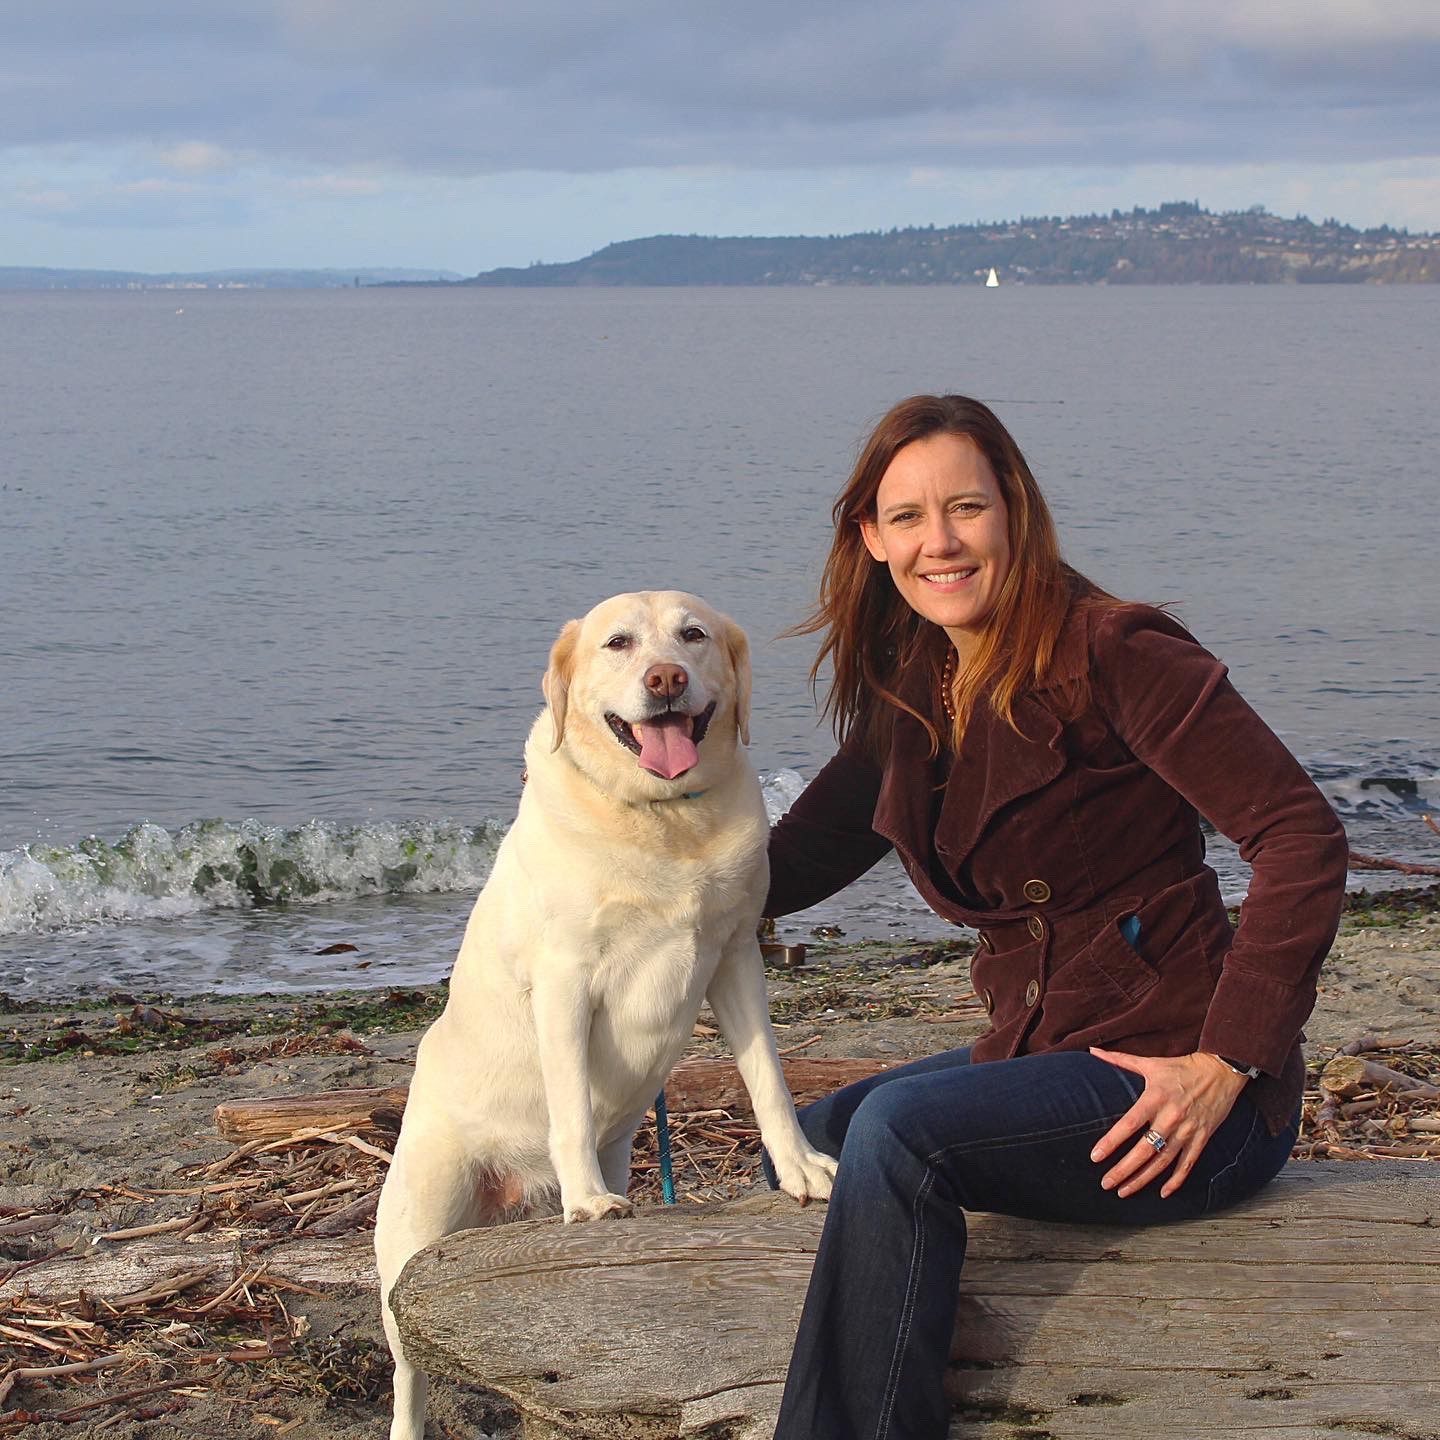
[0,987,447,1067]
[1339,881,1440,925]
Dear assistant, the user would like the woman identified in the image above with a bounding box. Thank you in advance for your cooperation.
[765,394,1347,1440]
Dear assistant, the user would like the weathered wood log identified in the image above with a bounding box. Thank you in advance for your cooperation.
[214,1084,410,1140]
[665,1056,904,1117]
[0,1233,376,1303]
[391,1162,1440,1440]
[213,1057,903,1140]
[1319,1054,1440,1099]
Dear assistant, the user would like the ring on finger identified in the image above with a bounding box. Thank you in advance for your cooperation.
[1143,1128,1167,1153]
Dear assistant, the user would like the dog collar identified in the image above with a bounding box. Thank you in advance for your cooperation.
[524,759,706,806]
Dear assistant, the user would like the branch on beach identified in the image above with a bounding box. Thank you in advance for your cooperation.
[1348,848,1440,877]
[211,1056,908,1143]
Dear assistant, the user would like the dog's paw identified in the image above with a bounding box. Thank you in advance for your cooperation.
[773,1147,838,1206]
[563,1191,635,1223]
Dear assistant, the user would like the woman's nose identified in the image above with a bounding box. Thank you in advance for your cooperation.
[922,511,960,553]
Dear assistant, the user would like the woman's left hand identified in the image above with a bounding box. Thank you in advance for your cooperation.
[1088,1048,1250,1198]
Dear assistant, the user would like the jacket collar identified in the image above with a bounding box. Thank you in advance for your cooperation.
[870,604,1091,873]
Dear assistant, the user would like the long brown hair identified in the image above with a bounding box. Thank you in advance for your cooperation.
[793,394,1111,761]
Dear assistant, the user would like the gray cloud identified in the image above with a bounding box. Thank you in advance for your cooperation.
[3,1,1438,177]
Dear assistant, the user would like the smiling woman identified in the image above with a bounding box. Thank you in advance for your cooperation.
[763,392,1350,1440]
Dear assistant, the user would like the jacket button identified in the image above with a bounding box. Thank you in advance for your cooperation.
[1027,915,1045,941]
[979,931,994,953]
[1024,979,1041,1007]
[1022,879,1051,904]
[982,988,994,1014]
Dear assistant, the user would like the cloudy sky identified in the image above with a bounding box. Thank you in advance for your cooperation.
[4,0,1439,274]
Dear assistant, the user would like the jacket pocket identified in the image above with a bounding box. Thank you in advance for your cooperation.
[1059,916,1160,1006]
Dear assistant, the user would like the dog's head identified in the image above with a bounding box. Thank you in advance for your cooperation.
[541,591,752,799]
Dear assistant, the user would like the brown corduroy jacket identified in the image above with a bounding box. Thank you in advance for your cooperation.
[765,603,1349,1132]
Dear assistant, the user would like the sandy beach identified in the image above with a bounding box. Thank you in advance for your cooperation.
[3,888,1438,1438]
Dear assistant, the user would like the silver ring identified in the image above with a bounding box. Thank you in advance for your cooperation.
[1143,1128,1167,1153]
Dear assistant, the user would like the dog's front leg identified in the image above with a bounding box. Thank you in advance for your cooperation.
[530,973,635,1223]
[706,940,837,1204]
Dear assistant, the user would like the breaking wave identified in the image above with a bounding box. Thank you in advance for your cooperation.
[0,817,507,937]
[1,759,1434,942]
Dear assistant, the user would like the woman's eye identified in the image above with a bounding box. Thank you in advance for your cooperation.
[605,634,632,651]
[681,627,707,643]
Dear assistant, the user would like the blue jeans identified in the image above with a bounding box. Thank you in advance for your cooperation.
[770,1047,1298,1440]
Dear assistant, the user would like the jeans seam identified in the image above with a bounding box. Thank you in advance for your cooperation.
[926,1114,1120,1165]
[1203,1102,1262,1212]
[874,1165,935,1440]
[871,1113,1124,1438]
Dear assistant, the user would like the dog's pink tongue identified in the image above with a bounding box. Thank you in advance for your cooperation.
[633,716,698,779]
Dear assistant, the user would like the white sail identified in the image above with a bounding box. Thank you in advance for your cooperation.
[985,267,1000,287]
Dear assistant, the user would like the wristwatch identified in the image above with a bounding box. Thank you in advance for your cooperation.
[1217,1055,1262,1080]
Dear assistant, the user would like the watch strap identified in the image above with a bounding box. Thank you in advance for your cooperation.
[1218,1054,1261,1080]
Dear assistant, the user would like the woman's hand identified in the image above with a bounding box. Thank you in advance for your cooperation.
[1088,1048,1250,1198]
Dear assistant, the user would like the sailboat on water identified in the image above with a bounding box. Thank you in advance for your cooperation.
[985,267,1000,288]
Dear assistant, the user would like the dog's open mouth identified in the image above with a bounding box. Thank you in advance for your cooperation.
[606,702,717,780]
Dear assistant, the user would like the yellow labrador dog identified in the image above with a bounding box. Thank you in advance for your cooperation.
[375,590,836,1440]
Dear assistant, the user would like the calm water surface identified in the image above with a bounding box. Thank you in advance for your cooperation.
[1,286,1436,994]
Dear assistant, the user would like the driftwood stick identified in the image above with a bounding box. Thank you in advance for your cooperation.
[301,1189,381,1236]
[213,1057,904,1141]
[1337,1033,1391,1057]
[0,1214,63,1241]
[102,1268,217,1311]
[0,1320,85,1359]
[221,1340,291,1364]
[187,1266,267,1316]
[94,1215,196,1244]
[45,1370,217,1422]
[0,1354,126,1408]
[1347,850,1440,876]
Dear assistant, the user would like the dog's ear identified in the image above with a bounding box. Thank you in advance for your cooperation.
[720,616,752,747]
[542,619,580,750]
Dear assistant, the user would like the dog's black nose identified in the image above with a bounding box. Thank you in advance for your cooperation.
[644,663,688,699]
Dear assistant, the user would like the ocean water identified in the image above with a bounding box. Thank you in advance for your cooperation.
[2,285,1437,996]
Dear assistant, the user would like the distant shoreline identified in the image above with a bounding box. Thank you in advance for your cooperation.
[7,203,1438,292]
[449,202,1439,288]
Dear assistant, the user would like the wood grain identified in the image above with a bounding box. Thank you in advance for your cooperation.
[391,1162,1440,1440]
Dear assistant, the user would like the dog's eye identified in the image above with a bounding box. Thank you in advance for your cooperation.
[604,634,633,651]
[680,627,707,643]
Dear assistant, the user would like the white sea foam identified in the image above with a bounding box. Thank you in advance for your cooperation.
[0,817,506,937]
[1323,771,1438,817]
[760,767,807,822]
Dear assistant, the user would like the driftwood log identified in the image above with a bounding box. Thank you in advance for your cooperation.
[212,1057,904,1141]
[391,1162,1440,1440]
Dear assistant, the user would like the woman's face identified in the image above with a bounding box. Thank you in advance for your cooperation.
[860,431,1012,658]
